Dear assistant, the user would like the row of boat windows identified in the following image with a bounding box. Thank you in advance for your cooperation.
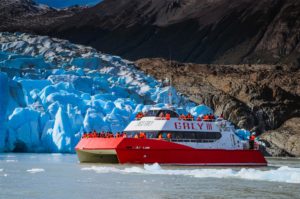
[124,131,222,140]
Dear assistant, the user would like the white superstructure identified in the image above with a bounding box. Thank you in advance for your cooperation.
[124,108,246,150]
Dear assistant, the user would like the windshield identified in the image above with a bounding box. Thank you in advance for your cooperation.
[144,110,179,117]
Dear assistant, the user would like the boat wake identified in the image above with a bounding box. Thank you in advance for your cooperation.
[81,163,300,184]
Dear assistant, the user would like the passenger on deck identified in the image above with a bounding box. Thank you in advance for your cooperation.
[159,112,165,119]
[196,116,202,121]
[139,132,146,139]
[100,132,105,138]
[167,133,172,140]
[219,114,224,119]
[186,113,193,121]
[134,134,139,138]
[208,113,215,121]
[116,132,120,138]
[249,132,256,149]
[203,115,209,121]
[92,130,97,138]
[122,132,127,138]
[136,112,144,120]
[179,114,186,120]
[165,113,171,120]
[88,131,92,138]
[158,133,163,139]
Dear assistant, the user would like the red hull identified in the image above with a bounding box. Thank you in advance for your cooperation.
[75,138,267,166]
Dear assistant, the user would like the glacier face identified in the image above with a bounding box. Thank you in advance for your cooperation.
[0,32,248,153]
[0,32,202,153]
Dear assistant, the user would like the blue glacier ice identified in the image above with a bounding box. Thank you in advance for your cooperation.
[235,129,251,140]
[0,73,9,151]
[190,104,214,117]
[0,32,247,153]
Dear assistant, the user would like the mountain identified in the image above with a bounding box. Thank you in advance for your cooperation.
[0,0,299,156]
[0,0,84,33]
[1,0,300,67]
[135,58,300,156]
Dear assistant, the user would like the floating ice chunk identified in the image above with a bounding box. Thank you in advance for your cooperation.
[6,159,18,162]
[26,168,45,174]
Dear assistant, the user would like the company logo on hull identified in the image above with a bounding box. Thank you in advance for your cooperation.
[174,122,213,131]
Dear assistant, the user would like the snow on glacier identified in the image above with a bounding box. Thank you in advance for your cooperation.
[0,32,226,153]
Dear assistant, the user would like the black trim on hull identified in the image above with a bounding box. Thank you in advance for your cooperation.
[76,150,119,163]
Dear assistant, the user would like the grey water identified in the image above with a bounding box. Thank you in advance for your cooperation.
[0,154,300,199]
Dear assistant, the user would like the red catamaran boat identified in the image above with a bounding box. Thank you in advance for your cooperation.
[76,108,267,166]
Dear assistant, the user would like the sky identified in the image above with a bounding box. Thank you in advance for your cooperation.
[34,0,103,8]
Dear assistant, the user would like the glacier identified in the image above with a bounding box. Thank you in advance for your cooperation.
[0,32,243,153]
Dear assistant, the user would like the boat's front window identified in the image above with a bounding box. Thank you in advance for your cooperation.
[144,110,159,117]
[144,110,179,118]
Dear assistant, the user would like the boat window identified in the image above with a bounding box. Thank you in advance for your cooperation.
[123,131,221,142]
[162,131,221,140]
[161,110,179,118]
[144,110,159,117]
[144,110,179,118]
[161,131,222,142]
[156,110,179,117]
[124,131,159,138]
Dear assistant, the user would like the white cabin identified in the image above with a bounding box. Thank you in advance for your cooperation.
[124,108,247,150]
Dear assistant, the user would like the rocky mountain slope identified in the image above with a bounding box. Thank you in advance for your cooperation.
[0,0,83,33]
[0,0,299,156]
[135,58,300,156]
[1,0,300,66]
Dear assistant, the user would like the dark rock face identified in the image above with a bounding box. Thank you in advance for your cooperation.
[0,0,83,33]
[1,0,300,65]
[135,58,300,155]
[260,118,300,157]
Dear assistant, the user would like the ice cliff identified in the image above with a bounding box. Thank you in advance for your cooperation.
[0,32,248,153]
[0,32,195,152]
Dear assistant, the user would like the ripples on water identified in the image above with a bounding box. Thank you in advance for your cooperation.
[0,154,300,199]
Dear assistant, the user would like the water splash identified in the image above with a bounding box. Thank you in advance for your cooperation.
[81,163,300,184]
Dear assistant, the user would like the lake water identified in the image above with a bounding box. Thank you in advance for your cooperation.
[0,154,300,199]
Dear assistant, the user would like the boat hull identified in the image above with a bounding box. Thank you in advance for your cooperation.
[75,138,267,166]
